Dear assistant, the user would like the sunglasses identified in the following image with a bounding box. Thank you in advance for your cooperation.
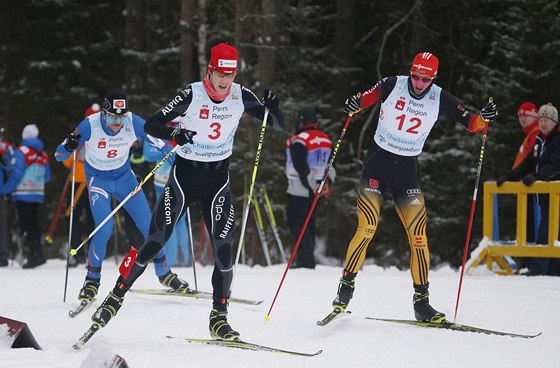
[411,74,433,83]
[104,111,125,125]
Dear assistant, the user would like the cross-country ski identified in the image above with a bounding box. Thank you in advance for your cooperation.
[365,317,542,339]
[129,288,263,305]
[166,336,322,357]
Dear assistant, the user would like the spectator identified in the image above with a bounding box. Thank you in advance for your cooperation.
[0,133,14,267]
[285,106,334,269]
[513,102,540,169]
[512,102,540,259]
[0,124,51,269]
[497,102,560,275]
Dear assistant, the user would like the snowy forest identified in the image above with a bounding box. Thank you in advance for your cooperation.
[1,0,559,269]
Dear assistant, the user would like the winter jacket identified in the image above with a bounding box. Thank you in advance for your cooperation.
[513,121,540,169]
[1,138,51,203]
[503,126,560,205]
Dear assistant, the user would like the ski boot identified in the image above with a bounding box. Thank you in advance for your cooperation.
[209,307,240,341]
[159,271,190,292]
[78,278,100,302]
[92,291,124,328]
[332,272,356,312]
[413,283,446,323]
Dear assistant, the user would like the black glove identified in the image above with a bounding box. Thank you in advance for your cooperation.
[0,153,7,168]
[496,175,507,187]
[170,127,197,146]
[480,102,498,122]
[522,175,537,186]
[344,95,362,114]
[64,132,81,152]
[263,89,279,111]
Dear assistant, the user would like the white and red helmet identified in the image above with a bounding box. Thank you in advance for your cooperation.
[410,52,439,78]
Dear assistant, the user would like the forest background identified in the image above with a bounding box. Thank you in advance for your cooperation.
[1,0,559,269]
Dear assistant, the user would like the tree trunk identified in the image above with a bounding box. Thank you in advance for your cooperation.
[180,0,196,83]
[257,0,278,93]
[124,0,145,94]
[332,0,354,107]
[235,0,257,87]
[197,0,208,80]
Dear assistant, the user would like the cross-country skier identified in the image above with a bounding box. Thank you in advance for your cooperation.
[55,89,187,304]
[91,42,284,341]
[331,52,498,323]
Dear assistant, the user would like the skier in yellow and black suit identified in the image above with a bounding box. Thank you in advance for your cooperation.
[331,52,498,323]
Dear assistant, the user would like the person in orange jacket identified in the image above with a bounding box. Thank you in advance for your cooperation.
[513,102,540,169]
[512,102,540,245]
[62,104,99,266]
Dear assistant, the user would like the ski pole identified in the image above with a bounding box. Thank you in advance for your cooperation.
[63,151,77,302]
[265,112,355,321]
[260,186,286,262]
[186,207,198,291]
[453,97,492,323]
[252,195,271,266]
[65,182,86,217]
[70,145,178,256]
[231,109,270,290]
[45,173,72,244]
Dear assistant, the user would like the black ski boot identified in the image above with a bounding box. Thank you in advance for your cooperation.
[91,291,124,327]
[413,283,446,323]
[209,300,240,341]
[159,271,190,292]
[332,271,356,311]
[78,278,100,302]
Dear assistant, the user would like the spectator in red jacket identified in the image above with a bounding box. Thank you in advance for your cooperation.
[513,102,540,169]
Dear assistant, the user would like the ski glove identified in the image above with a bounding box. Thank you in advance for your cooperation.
[344,95,362,114]
[263,89,279,111]
[496,176,507,187]
[64,132,81,152]
[480,102,498,122]
[170,127,197,146]
[522,175,537,187]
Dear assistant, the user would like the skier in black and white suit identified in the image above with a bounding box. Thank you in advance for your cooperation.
[91,42,284,341]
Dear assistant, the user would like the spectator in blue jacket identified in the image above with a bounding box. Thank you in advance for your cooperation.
[1,124,51,268]
[0,133,14,267]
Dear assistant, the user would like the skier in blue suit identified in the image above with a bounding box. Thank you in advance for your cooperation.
[55,89,189,302]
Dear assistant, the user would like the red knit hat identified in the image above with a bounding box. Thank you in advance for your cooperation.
[517,101,538,118]
[410,52,439,78]
[208,42,238,75]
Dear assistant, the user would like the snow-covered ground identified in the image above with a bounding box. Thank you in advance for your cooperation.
[1,260,558,368]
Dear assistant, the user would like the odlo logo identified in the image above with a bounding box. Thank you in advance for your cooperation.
[214,196,225,221]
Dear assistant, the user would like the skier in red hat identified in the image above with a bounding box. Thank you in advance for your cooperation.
[91,42,284,341]
[331,52,498,323]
